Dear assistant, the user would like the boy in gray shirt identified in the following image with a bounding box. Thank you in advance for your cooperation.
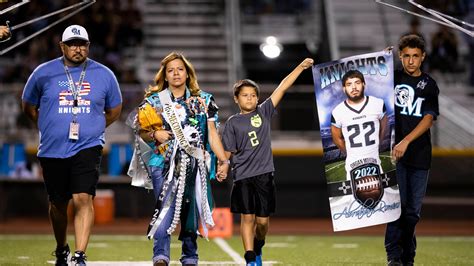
[221,58,313,266]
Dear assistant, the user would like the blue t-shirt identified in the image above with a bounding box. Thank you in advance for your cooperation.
[22,57,122,158]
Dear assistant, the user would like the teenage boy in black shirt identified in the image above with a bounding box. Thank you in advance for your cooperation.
[385,34,440,266]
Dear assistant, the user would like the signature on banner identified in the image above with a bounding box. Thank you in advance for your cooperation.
[333,200,400,220]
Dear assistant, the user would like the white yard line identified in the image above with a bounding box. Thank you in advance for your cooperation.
[48,261,246,265]
[213,237,246,264]
[212,238,280,265]
[326,161,344,172]
[48,260,280,265]
[332,243,359,248]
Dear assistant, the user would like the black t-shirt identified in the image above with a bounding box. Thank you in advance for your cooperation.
[394,69,440,169]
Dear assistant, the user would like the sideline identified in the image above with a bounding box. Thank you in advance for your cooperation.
[48,261,247,265]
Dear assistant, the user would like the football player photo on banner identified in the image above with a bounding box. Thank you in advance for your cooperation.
[312,50,401,231]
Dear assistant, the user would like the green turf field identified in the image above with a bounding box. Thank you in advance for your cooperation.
[1,234,472,265]
[325,151,395,183]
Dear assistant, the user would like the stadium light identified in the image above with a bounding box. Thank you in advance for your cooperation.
[260,36,283,59]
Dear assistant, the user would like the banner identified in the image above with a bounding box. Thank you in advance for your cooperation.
[312,50,401,231]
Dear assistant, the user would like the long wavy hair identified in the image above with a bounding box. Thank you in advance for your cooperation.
[145,52,200,97]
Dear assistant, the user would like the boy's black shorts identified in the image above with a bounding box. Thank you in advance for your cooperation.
[231,172,276,217]
[38,145,103,203]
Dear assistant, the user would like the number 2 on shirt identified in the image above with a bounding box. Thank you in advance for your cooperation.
[248,131,259,147]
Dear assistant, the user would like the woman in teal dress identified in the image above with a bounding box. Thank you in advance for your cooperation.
[130,52,229,266]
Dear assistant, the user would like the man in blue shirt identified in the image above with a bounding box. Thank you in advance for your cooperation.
[22,25,122,266]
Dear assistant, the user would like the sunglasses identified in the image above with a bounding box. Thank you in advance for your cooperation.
[63,40,89,50]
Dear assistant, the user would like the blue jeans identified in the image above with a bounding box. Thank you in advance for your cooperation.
[385,162,429,263]
[150,166,198,265]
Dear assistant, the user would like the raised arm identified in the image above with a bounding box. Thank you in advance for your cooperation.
[270,58,314,107]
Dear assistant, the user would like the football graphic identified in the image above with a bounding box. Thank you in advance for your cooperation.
[354,175,383,208]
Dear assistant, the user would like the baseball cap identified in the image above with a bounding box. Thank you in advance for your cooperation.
[62,25,89,42]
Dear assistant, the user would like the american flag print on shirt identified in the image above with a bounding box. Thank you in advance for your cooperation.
[58,81,91,106]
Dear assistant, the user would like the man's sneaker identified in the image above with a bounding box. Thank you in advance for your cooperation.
[71,251,87,266]
[246,262,258,266]
[54,244,70,266]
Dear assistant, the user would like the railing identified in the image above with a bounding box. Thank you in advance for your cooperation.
[225,0,242,91]
[323,0,339,60]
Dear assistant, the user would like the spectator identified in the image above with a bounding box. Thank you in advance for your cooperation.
[0,0,143,84]
[403,17,426,42]
[463,2,474,95]
[430,25,460,72]
[120,0,144,47]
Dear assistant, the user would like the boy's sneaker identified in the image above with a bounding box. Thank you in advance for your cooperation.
[254,238,265,266]
[256,254,262,266]
[54,244,70,266]
[244,250,257,266]
[71,251,87,266]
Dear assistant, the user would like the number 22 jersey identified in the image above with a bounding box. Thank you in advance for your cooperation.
[331,95,386,175]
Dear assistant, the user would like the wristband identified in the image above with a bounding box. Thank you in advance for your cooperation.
[219,160,230,165]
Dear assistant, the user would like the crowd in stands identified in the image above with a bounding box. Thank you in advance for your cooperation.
[403,0,472,84]
[0,0,143,84]
[416,0,470,17]
[0,0,472,91]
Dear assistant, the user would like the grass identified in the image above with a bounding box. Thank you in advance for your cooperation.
[0,234,473,265]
